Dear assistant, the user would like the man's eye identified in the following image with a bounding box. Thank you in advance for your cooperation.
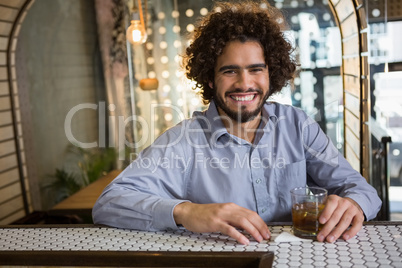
[223,70,236,74]
[250,68,263,72]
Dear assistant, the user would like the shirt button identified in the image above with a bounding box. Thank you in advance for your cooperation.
[261,208,266,213]
[256,179,262,184]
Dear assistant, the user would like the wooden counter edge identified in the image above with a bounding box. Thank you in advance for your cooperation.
[0,251,275,268]
[51,170,122,211]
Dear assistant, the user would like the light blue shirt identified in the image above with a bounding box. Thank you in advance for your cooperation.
[93,101,382,231]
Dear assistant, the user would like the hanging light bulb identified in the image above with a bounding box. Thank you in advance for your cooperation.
[126,13,147,44]
[126,0,147,45]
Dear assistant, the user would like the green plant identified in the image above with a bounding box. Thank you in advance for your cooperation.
[42,168,82,205]
[42,146,117,208]
[69,146,117,186]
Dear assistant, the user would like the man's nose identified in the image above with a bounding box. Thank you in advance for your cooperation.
[235,71,253,90]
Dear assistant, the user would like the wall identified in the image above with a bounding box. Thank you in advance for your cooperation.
[16,0,104,210]
[0,0,105,224]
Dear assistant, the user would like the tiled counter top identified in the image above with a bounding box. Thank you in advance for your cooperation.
[1,222,401,267]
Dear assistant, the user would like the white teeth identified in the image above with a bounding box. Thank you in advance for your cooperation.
[231,95,255,101]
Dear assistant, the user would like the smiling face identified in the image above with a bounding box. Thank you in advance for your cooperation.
[212,40,270,123]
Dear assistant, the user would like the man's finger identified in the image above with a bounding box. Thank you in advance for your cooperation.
[226,208,271,243]
[318,196,364,242]
[250,214,271,240]
[342,206,364,240]
[325,212,353,243]
[233,217,265,242]
[221,224,250,245]
[317,196,345,242]
[319,195,339,224]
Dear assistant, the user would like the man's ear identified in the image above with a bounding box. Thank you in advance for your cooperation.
[208,81,213,89]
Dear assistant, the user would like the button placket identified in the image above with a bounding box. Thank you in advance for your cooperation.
[250,149,269,216]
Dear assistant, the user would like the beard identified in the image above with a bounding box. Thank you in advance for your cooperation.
[214,88,270,123]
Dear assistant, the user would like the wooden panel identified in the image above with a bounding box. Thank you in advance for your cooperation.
[0,111,13,126]
[0,37,7,50]
[0,67,7,80]
[10,51,15,67]
[361,84,369,123]
[12,23,21,40]
[0,110,12,126]
[345,126,360,159]
[0,52,5,65]
[0,6,19,22]
[344,74,360,98]
[0,81,8,95]
[343,35,359,56]
[356,5,367,30]
[340,13,358,39]
[360,32,368,53]
[362,166,369,181]
[0,0,26,8]
[0,125,13,141]
[361,122,370,181]
[17,10,29,29]
[0,167,19,188]
[0,96,10,110]
[0,195,24,218]
[353,0,364,6]
[0,153,17,172]
[23,175,29,191]
[0,0,30,223]
[11,80,17,94]
[336,0,355,22]
[16,123,22,140]
[361,76,369,105]
[53,170,121,210]
[0,181,21,203]
[18,136,23,151]
[345,92,360,117]
[13,94,18,109]
[345,108,360,137]
[345,143,360,172]
[0,209,24,225]
[343,56,360,77]
[14,108,20,123]
[361,55,368,77]
[0,139,15,157]
[0,21,12,36]
[0,250,274,267]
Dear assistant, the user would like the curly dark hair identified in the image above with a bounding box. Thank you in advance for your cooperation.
[183,0,297,104]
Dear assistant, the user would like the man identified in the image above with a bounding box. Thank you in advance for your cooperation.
[93,0,381,245]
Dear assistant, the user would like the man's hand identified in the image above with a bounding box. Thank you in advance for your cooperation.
[317,195,364,243]
[173,202,270,245]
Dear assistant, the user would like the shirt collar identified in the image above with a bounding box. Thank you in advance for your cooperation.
[193,100,280,146]
[204,100,227,138]
[263,101,280,125]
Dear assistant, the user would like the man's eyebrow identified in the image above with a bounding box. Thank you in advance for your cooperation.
[218,63,267,72]
[218,65,240,72]
[247,63,267,69]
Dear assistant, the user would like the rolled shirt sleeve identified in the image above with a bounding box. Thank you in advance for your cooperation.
[92,123,191,231]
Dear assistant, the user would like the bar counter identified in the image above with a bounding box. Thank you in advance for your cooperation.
[1,222,401,267]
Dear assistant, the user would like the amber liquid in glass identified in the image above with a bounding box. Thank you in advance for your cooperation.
[292,202,325,238]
